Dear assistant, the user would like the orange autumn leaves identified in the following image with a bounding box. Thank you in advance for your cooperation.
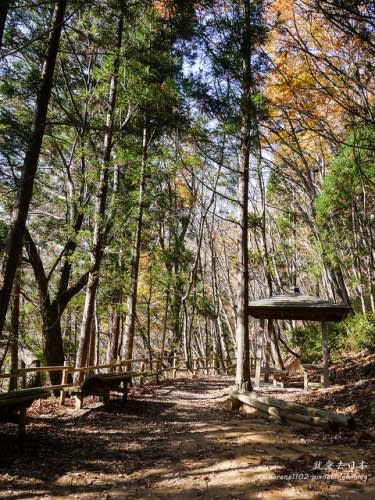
[262,0,375,179]
[154,1,175,19]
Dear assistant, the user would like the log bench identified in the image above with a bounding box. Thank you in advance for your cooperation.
[71,372,133,409]
[0,388,50,440]
[302,364,326,390]
[227,389,355,430]
[270,368,288,388]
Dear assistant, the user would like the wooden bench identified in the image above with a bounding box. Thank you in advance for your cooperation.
[302,364,326,390]
[72,372,133,409]
[270,368,288,388]
[0,388,50,439]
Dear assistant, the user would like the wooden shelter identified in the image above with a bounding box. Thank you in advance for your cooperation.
[248,287,351,387]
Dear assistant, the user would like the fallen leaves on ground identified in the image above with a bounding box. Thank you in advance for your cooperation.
[0,350,374,499]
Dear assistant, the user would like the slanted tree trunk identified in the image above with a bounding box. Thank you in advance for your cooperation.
[24,228,88,384]
[0,0,9,49]
[24,230,64,377]
[0,0,68,337]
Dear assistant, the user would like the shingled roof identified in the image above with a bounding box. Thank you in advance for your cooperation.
[248,289,351,322]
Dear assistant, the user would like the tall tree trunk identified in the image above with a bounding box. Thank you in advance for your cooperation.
[145,276,152,358]
[161,285,170,356]
[171,274,184,346]
[121,118,148,365]
[74,11,124,382]
[42,302,65,381]
[257,158,273,297]
[106,289,122,364]
[87,299,98,369]
[105,164,124,365]
[0,0,68,337]
[181,300,194,366]
[211,243,230,362]
[257,157,283,377]
[235,0,253,391]
[9,277,20,391]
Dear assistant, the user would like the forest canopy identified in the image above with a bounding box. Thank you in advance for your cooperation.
[0,0,374,383]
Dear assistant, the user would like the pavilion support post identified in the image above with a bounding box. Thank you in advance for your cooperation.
[263,320,272,383]
[321,321,329,388]
[270,319,284,370]
[254,320,264,387]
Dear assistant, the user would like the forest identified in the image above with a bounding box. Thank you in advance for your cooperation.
[0,0,374,385]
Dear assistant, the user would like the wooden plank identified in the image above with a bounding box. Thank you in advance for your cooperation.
[0,388,49,402]
[0,393,48,407]
[0,387,48,397]
[302,364,324,372]
[321,321,330,388]
[14,365,66,374]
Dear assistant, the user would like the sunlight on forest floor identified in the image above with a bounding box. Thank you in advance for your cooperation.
[0,375,374,499]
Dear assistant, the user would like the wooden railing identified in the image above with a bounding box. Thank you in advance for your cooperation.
[0,355,235,405]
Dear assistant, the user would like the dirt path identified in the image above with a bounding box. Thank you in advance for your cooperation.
[1,376,374,499]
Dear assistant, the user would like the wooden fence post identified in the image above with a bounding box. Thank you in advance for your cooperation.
[139,357,146,387]
[192,358,198,378]
[172,356,178,379]
[255,323,264,387]
[225,357,231,375]
[212,354,218,375]
[30,359,41,387]
[59,363,71,405]
[249,355,254,374]
[20,360,26,389]
[116,357,122,373]
[9,366,18,392]
[155,359,160,384]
